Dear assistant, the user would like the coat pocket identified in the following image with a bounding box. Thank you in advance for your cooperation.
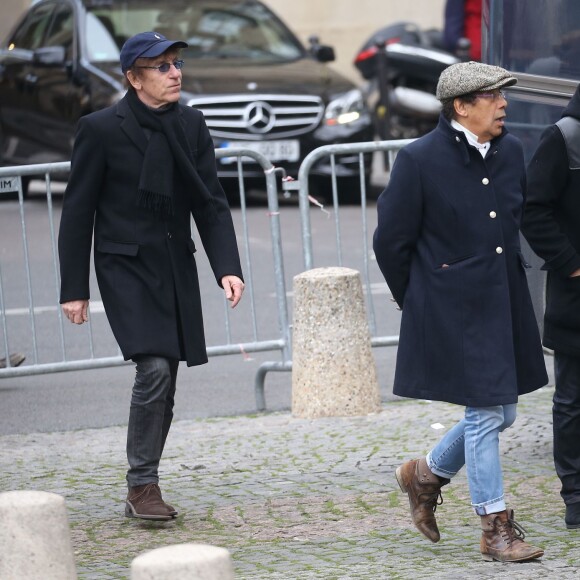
[435,254,475,270]
[97,240,139,256]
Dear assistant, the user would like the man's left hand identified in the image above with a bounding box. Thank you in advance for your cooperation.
[221,275,244,308]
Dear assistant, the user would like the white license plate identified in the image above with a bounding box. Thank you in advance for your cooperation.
[219,140,300,164]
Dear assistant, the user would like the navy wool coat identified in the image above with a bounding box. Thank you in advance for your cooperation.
[373,115,547,407]
[59,96,243,366]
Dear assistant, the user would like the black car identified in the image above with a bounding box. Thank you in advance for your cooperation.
[0,0,374,200]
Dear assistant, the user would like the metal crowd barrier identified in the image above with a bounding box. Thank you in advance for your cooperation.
[0,139,549,411]
[0,150,291,410]
[295,139,412,351]
[293,138,547,351]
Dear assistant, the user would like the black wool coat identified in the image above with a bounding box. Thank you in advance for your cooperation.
[373,115,548,407]
[58,96,243,366]
[522,86,580,357]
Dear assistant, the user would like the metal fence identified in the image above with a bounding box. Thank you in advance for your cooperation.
[0,150,291,410]
[292,138,547,350]
[294,140,412,351]
[0,138,548,410]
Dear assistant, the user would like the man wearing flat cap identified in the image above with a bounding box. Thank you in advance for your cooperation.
[374,61,547,561]
[58,31,244,521]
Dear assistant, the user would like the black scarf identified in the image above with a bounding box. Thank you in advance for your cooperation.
[126,90,216,220]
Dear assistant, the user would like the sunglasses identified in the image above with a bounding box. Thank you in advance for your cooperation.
[133,59,184,73]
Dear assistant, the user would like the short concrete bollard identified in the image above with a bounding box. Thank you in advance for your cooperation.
[292,267,381,418]
[0,490,77,580]
[131,543,235,579]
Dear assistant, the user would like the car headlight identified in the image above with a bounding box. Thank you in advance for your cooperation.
[324,89,366,126]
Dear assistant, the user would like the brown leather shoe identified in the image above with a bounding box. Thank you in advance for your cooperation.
[395,458,449,543]
[480,509,544,562]
[125,483,177,521]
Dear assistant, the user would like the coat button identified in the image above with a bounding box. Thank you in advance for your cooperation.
[482,178,490,185]
[455,136,461,142]
[167,232,172,238]
[489,211,497,218]
[496,246,503,254]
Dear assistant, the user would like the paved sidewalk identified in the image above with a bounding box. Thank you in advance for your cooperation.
[1,385,578,579]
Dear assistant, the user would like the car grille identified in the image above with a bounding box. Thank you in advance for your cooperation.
[186,94,324,140]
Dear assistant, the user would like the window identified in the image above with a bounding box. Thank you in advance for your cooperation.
[44,4,74,60]
[9,3,55,51]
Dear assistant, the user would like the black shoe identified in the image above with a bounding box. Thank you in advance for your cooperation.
[565,502,580,529]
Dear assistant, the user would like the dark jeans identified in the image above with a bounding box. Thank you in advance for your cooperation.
[554,351,580,505]
[126,355,179,488]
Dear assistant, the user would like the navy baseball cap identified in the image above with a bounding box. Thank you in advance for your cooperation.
[120,31,188,72]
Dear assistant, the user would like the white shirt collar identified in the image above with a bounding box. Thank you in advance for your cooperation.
[451,119,490,158]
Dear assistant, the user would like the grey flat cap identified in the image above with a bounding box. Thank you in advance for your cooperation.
[436,61,517,100]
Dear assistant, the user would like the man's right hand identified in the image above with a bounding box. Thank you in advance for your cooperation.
[570,269,580,278]
[62,300,89,324]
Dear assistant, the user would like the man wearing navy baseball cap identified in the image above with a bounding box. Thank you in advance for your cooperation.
[58,32,245,521]
[119,31,188,73]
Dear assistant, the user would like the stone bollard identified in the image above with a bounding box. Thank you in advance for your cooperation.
[0,490,77,580]
[292,267,381,418]
[131,543,235,580]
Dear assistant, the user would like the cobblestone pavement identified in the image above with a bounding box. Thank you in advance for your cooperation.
[1,385,578,579]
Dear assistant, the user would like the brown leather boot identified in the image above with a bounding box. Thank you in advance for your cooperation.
[395,458,449,542]
[480,509,544,562]
[125,483,178,521]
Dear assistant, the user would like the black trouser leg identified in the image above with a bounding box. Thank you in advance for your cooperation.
[126,355,179,488]
[553,351,580,505]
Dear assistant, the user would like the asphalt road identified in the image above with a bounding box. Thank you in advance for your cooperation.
[0,180,403,435]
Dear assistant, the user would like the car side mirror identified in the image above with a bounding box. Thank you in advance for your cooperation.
[33,46,67,66]
[314,45,336,63]
[308,35,336,63]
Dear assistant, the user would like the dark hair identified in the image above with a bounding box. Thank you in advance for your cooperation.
[441,93,478,120]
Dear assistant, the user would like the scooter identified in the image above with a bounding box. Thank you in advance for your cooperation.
[354,21,468,141]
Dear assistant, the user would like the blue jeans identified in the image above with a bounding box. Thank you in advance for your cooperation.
[126,355,179,488]
[426,404,517,515]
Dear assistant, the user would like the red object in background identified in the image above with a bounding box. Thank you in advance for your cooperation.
[464,0,482,60]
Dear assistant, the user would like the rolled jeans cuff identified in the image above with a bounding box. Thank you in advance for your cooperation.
[426,452,458,480]
[473,497,506,516]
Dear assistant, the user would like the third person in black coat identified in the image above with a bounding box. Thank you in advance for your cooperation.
[522,84,580,530]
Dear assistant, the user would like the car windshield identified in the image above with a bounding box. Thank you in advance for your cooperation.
[85,0,305,64]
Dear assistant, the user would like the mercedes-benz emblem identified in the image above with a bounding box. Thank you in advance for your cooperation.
[244,101,275,134]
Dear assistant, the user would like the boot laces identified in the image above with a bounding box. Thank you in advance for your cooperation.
[420,490,443,513]
[499,516,527,544]
[508,516,527,540]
